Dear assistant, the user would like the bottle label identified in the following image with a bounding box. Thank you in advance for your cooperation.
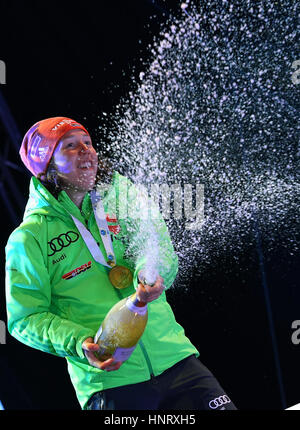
[126,297,147,315]
[113,345,136,362]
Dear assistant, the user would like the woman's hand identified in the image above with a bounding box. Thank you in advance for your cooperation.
[136,274,165,304]
[82,337,122,372]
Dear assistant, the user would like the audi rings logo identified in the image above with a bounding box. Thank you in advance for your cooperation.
[208,395,231,409]
[48,231,79,256]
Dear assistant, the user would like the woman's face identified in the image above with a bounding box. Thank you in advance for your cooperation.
[52,129,98,192]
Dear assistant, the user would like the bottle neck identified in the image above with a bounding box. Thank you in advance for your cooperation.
[126,294,148,316]
[131,293,147,308]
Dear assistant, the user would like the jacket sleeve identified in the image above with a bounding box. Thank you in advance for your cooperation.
[116,174,178,290]
[5,227,95,359]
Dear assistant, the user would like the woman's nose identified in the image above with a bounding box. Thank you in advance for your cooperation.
[79,142,90,152]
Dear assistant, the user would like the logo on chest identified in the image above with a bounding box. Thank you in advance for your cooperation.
[62,261,92,280]
[48,231,79,256]
[52,253,67,265]
[106,213,121,239]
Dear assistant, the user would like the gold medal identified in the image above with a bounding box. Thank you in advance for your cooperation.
[109,265,133,289]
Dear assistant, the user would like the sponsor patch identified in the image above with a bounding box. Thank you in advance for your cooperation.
[48,231,79,257]
[108,225,121,235]
[52,253,67,265]
[51,119,78,131]
[62,261,92,280]
[106,214,118,223]
[106,213,121,235]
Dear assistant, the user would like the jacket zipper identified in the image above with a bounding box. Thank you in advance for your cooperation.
[138,339,157,382]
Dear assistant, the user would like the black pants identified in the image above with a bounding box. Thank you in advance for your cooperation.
[86,355,237,410]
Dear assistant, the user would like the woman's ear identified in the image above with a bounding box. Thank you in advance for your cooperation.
[47,164,60,188]
[38,159,60,189]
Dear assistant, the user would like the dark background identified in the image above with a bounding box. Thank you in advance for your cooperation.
[0,0,299,410]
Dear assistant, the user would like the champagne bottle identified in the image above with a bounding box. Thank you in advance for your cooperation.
[94,269,158,363]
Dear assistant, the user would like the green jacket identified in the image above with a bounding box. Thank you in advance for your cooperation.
[5,171,199,409]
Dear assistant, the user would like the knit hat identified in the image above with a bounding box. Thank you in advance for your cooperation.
[20,117,90,177]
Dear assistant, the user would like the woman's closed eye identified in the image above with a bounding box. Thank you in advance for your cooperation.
[65,141,91,148]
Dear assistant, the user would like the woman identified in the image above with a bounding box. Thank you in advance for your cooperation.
[5,116,236,410]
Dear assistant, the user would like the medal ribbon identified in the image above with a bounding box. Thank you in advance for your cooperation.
[69,190,116,268]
